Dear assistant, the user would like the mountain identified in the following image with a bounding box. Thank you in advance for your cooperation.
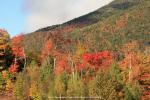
[2,0,149,99]
[23,0,150,60]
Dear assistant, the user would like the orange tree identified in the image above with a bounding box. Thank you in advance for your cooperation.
[9,34,26,74]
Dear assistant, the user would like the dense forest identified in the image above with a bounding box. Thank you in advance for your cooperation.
[0,0,150,100]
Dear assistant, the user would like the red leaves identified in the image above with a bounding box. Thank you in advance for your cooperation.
[143,91,150,96]
[116,18,128,29]
[76,63,87,71]
[12,34,23,45]
[138,73,150,81]
[9,62,19,74]
[9,34,25,74]
[140,73,150,99]
[55,59,71,75]
[76,51,112,72]
[42,39,53,56]
[82,51,112,67]
[55,60,66,75]
[41,39,53,59]
[12,47,24,58]
[11,34,25,58]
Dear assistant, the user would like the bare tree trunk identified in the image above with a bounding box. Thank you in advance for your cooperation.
[129,53,132,83]
[60,94,61,100]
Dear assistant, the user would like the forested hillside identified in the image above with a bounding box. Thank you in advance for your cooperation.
[0,0,150,99]
[23,0,150,61]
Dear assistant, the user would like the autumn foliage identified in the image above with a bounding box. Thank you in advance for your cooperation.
[9,62,19,74]
[55,59,71,75]
[0,0,150,99]
[9,34,25,74]
[41,39,53,60]
[11,34,24,58]
[81,51,112,70]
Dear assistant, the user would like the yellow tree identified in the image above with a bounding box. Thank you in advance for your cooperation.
[54,75,66,98]
[0,29,10,70]
[72,43,87,77]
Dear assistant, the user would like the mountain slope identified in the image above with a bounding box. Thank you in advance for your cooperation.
[66,0,150,51]
[23,0,150,60]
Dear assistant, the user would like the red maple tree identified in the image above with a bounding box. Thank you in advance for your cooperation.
[9,62,19,74]
[82,51,112,69]
[11,34,25,58]
[9,34,25,74]
[54,55,71,75]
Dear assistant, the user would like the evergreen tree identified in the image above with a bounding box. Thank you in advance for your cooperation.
[88,71,119,100]
[13,73,25,100]
[67,72,86,99]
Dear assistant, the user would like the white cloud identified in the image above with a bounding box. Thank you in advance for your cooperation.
[24,0,113,32]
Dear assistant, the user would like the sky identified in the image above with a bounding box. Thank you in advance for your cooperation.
[0,0,26,37]
[0,0,113,37]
